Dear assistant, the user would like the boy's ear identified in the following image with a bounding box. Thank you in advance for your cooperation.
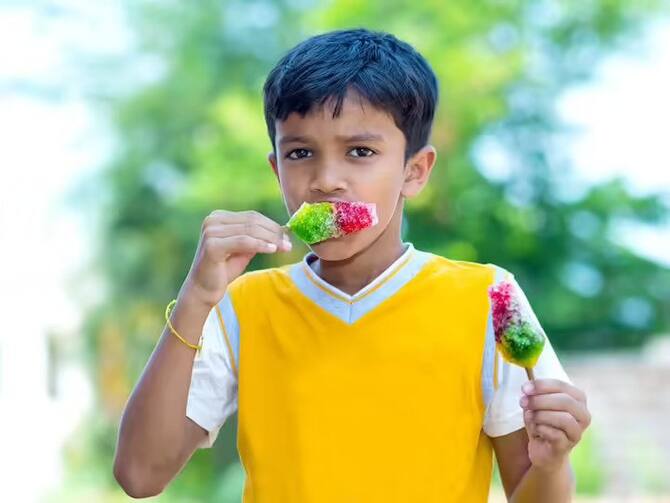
[268,151,279,179]
[401,144,437,198]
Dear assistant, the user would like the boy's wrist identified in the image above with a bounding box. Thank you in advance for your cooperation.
[178,279,220,311]
[532,452,571,475]
[176,282,216,319]
[163,288,213,348]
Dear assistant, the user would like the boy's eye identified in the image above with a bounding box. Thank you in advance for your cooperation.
[284,146,376,160]
[349,147,375,158]
[286,148,312,160]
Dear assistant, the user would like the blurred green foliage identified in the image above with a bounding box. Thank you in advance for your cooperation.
[570,427,605,495]
[64,0,670,498]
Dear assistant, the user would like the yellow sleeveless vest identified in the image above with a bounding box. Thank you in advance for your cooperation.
[225,252,496,502]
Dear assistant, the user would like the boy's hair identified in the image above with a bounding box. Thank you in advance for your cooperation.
[263,28,439,163]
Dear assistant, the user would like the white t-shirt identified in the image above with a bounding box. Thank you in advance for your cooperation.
[186,253,571,448]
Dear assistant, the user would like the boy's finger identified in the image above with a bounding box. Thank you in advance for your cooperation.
[522,392,590,426]
[206,210,286,238]
[523,409,538,439]
[242,210,287,236]
[523,378,587,403]
[534,424,571,449]
[204,224,291,251]
[208,235,280,258]
[529,410,582,443]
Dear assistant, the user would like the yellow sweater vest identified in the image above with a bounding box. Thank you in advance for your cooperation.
[224,253,496,502]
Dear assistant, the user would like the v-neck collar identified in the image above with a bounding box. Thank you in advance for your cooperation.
[288,242,434,324]
[302,242,415,301]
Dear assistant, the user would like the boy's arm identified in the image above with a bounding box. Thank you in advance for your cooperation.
[492,427,575,502]
[113,209,289,497]
[491,378,589,502]
[113,287,213,498]
[484,265,586,500]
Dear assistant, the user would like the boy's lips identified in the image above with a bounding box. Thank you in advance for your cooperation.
[308,197,352,204]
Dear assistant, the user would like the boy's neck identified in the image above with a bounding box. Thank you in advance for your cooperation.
[309,224,407,297]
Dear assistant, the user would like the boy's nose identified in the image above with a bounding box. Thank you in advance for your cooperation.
[309,165,347,194]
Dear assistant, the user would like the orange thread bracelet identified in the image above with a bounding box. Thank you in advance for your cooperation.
[165,299,203,351]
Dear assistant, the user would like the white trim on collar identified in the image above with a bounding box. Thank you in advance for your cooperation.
[288,242,434,324]
[301,241,416,301]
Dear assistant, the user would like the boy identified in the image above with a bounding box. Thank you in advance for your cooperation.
[114,28,591,502]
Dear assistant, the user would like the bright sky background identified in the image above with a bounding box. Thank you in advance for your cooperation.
[0,3,668,501]
[0,3,127,500]
[558,19,670,268]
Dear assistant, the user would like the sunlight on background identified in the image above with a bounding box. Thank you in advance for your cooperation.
[0,3,123,500]
[1,2,669,502]
[558,19,670,268]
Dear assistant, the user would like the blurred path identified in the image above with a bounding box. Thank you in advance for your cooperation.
[563,337,670,501]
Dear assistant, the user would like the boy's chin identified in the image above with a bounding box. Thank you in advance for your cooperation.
[309,235,362,261]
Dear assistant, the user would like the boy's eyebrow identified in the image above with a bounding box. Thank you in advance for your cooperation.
[278,132,386,146]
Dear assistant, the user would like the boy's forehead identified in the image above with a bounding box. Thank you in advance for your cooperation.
[275,92,400,145]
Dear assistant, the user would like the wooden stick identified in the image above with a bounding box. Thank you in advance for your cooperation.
[525,367,535,381]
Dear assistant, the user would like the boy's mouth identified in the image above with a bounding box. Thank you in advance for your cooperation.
[285,200,378,245]
[308,196,351,204]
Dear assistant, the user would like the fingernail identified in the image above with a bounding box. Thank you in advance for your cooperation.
[522,382,534,394]
[266,243,277,251]
[520,396,528,407]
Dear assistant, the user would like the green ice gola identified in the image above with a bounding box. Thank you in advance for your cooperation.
[285,202,336,245]
[499,321,546,369]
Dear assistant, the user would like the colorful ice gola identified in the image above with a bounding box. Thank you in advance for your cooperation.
[488,272,545,380]
[285,200,378,245]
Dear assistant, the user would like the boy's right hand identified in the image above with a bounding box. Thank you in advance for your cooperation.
[182,209,292,308]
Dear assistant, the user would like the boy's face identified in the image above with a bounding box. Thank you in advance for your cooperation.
[268,89,435,261]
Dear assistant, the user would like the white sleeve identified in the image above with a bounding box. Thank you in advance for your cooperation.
[185,291,239,448]
[482,266,572,438]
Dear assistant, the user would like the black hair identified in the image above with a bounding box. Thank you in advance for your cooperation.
[263,28,439,163]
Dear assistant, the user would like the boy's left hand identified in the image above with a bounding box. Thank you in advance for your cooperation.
[519,378,591,472]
